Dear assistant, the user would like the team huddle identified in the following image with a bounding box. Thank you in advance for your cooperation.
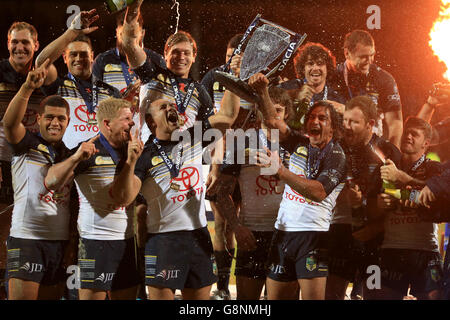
[0,0,449,300]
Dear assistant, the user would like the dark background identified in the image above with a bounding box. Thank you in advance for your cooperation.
[1,0,449,158]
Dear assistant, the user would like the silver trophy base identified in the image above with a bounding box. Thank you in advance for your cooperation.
[214,71,259,104]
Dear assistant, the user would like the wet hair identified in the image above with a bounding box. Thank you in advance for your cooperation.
[304,100,342,139]
[39,95,70,116]
[8,21,38,44]
[345,95,378,123]
[227,34,243,50]
[70,34,93,51]
[404,116,433,141]
[268,86,294,123]
[97,98,131,125]
[344,30,375,53]
[164,31,197,56]
[293,42,336,79]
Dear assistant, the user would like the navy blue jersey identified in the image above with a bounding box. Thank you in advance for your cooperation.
[279,78,346,105]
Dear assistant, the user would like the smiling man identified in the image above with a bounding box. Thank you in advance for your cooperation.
[0,21,58,299]
[36,10,121,150]
[248,73,346,300]
[122,0,214,143]
[337,30,403,148]
[280,42,345,118]
[3,61,72,300]
[44,97,140,300]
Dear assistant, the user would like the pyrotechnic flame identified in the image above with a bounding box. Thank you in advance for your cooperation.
[429,0,450,80]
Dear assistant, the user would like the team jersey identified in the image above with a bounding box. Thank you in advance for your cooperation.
[276,131,346,232]
[0,59,47,161]
[9,131,72,240]
[221,129,290,231]
[201,66,254,113]
[92,48,164,133]
[134,121,212,233]
[336,63,402,137]
[279,78,346,105]
[43,75,120,149]
[382,158,442,252]
[134,53,214,142]
[73,135,134,240]
[332,135,401,226]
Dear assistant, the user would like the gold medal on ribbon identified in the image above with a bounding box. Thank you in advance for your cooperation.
[170,182,180,191]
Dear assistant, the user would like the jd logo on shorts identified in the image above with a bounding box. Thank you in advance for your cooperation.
[95,273,115,283]
[20,262,43,273]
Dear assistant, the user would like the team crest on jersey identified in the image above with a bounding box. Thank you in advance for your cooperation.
[296,146,307,156]
[37,144,50,154]
[64,80,76,88]
[151,156,163,166]
[306,256,317,271]
[95,156,114,165]
[430,267,441,282]
[104,64,122,72]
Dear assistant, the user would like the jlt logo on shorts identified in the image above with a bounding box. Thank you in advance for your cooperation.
[20,262,43,273]
[156,269,180,280]
[269,264,286,275]
[95,273,115,283]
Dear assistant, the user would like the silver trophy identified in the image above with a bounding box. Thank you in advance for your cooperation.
[215,14,307,103]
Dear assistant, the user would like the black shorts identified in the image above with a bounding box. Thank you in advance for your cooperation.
[0,161,13,204]
[327,224,358,281]
[380,248,444,296]
[267,230,328,282]
[144,227,217,290]
[235,231,273,280]
[78,237,140,291]
[6,236,67,285]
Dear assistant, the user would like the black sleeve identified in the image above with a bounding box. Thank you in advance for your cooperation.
[92,53,105,83]
[316,143,347,195]
[200,69,216,101]
[196,82,215,123]
[280,130,310,154]
[40,77,63,96]
[9,130,37,156]
[134,147,152,182]
[133,59,156,84]
[427,168,450,201]
[378,70,402,113]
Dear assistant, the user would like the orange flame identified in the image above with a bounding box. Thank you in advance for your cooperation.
[429,0,450,80]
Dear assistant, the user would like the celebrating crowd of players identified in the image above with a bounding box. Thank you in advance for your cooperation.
[0,0,449,300]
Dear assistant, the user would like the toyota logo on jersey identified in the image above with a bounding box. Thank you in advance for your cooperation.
[75,105,97,123]
[255,175,283,196]
[170,167,200,192]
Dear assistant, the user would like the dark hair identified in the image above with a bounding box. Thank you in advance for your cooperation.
[165,31,197,56]
[227,34,243,50]
[345,95,378,123]
[8,21,38,44]
[293,42,336,79]
[344,30,375,53]
[404,116,433,141]
[304,101,342,139]
[268,86,294,123]
[71,34,93,50]
[39,95,70,115]
[116,10,144,27]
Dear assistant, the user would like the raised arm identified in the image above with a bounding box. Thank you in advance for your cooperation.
[45,135,99,191]
[248,73,291,140]
[122,0,147,69]
[35,9,99,83]
[3,59,50,144]
[385,109,403,149]
[111,130,143,206]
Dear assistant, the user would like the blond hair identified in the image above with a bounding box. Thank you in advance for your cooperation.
[97,98,131,125]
